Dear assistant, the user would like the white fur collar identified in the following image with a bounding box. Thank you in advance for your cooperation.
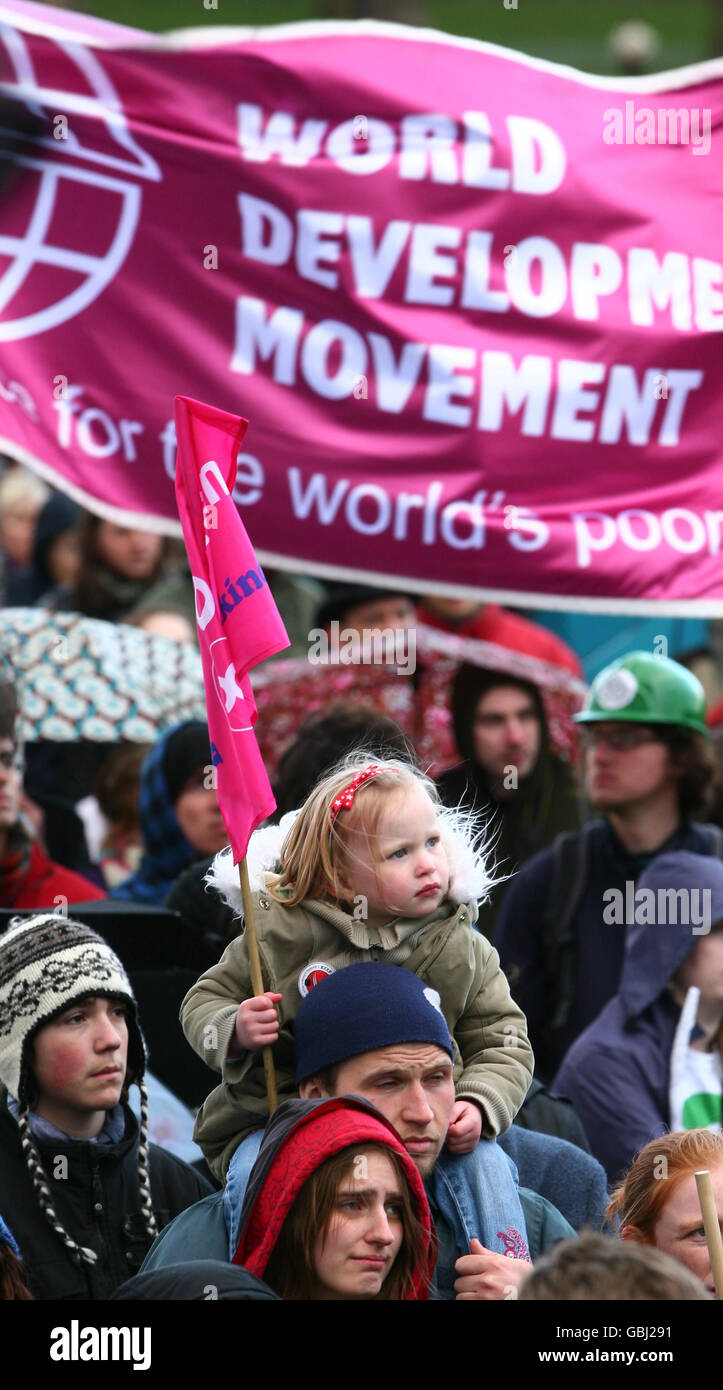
[205,804,495,919]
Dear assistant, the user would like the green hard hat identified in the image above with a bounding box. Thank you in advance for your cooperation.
[573,651,708,736]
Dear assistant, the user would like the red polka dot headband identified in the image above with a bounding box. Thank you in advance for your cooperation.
[329,764,382,823]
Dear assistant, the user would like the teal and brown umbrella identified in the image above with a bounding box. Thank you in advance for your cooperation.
[0,607,207,742]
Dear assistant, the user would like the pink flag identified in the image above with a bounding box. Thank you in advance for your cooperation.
[174,395,290,862]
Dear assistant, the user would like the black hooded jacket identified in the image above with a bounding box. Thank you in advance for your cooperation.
[436,666,580,936]
[0,1090,211,1300]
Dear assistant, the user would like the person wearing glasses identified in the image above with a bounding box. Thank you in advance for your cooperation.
[494,653,721,1080]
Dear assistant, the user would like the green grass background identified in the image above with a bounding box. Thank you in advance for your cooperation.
[66,0,719,74]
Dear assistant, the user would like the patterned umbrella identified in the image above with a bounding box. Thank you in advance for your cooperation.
[0,608,207,742]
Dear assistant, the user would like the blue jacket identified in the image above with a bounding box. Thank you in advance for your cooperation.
[140,1168,574,1294]
[495,819,720,1078]
[429,1159,574,1287]
[498,1127,609,1230]
[554,852,723,1185]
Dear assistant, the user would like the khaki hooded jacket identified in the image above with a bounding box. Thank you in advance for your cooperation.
[180,880,533,1181]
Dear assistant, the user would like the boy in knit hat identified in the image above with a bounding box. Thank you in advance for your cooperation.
[0,912,210,1299]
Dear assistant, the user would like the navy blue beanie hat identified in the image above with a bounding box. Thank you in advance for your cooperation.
[294,963,454,1085]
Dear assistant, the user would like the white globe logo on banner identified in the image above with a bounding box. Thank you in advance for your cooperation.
[596,669,639,710]
[0,23,160,341]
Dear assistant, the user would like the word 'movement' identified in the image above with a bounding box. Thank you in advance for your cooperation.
[233,298,700,446]
[231,104,717,446]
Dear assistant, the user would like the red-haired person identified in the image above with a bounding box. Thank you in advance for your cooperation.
[609,1130,723,1297]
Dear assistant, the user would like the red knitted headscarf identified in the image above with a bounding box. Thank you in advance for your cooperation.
[233,1098,436,1300]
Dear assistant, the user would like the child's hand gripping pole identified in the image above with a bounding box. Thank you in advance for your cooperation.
[238,858,278,1114]
[694,1170,723,1299]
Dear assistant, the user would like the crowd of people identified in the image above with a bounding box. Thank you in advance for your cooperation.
[1,456,722,1303]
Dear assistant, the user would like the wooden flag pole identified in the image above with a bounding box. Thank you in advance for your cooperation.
[238,857,278,1114]
[694,1170,723,1299]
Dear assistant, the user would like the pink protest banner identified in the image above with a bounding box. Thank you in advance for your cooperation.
[174,394,290,862]
[0,2,721,613]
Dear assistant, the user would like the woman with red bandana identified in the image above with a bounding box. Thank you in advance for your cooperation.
[233,1096,435,1300]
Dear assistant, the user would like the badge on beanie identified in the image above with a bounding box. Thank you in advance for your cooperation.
[298,962,335,997]
[423,986,443,1015]
[596,668,639,710]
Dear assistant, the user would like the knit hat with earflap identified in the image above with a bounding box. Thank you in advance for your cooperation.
[0,913,156,1267]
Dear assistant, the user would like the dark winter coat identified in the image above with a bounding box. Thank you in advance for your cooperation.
[495,818,720,1079]
[0,1090,211,1300]
[553,852,723,1185]
[165,855,237,970]
[499,1127,609,1232]
[436,664,580,938]
[514,1077,592,1152]
[111,1259,279,1300]
[437,759,579,938]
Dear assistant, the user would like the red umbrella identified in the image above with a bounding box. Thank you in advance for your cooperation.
[250,622,585,780]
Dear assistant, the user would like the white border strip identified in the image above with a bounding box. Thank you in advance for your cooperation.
[5,439,721,616]
[256,552,723,618]
[0,9,721,91]
[158,21,723,93]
